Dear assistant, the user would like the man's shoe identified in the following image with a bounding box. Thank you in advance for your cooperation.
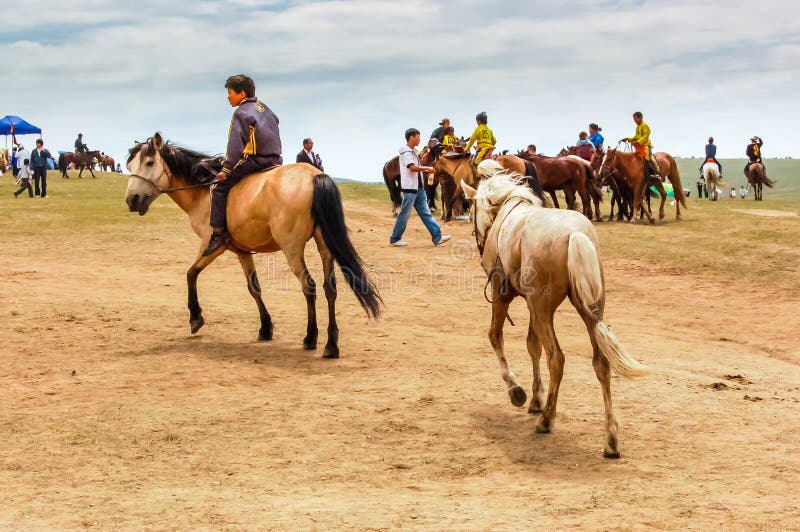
[390,240,408,247]
[435,234,452,246]
[202,231,229,256]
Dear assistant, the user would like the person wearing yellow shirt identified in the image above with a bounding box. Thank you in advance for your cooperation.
[620,111,659,178]
[442,127,458,152]
[465,112,496,164]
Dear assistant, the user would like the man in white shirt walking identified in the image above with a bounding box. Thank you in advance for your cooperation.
[389,128,451,247]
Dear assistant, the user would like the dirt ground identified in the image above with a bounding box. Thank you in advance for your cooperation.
[1,196,799,530]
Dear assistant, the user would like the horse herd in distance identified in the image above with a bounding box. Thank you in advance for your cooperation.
[383,140,775,224]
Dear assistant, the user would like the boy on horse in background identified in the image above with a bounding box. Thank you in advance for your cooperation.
[203,74,283,257]
[442,126,459,153]
[699,136,722,177]
[465,112,496,165]
[620,111,659,179]
[74,133,88,154]
[744,136,764,178]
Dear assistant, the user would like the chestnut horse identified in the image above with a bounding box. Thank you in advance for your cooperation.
[746,163,774,201]
[125,133,381,358]
[59,150,102,178]
[463,160,648,458]
[0,148,9,175]
[100,154,115,172]
[597,147,687,223]
[496,154,597,220]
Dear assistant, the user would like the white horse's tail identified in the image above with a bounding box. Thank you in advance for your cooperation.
[567,232,649,379]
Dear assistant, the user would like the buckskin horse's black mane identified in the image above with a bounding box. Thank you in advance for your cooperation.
[128,136,223,185]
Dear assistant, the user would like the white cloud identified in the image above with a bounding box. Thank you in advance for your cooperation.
[1,0,797,182]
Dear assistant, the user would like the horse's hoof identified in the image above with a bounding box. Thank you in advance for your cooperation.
[535,419,551,434]
[527,400,543,414]
[303,339,317,350]
[257,331,273,342]
[603,449,621,459]
[190,317,205,334]
[509,386,527,407]
[322,350,339,359]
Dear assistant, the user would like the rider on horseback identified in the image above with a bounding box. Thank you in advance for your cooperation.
[744,136,764,178]
[465,112,496,165]
[74,133,88,154]
[203,74,283,257]
[699,136,722,178]
[620,111,659,180]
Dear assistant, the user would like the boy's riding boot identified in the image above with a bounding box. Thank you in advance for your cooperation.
[202,228,229,257]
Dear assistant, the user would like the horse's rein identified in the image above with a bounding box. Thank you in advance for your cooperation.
[129,170,218,196]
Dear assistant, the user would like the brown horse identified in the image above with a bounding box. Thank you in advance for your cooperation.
[100,154,115,172]
[497,154,597,220]
[59,150,102,178]
[124,133,381,358]
[597,148,687,223]
[590,148,633,221]
[463,161,648,458]
[433,152,476,221]
[382,155,438,215]
[746,163,774,201]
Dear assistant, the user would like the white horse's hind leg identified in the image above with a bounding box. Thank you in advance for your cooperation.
[488,295,527,408]
[525,312,545,414]
[532,302,565,433]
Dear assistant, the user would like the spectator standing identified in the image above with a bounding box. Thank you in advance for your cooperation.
[11,146,19,178]
[296,138,324,172]
[696,179,703,199]
[13,158,33,198]
[389,128,451,247]
[30,139,52,198]
[116,163,122,173]
[740,184,747,199]
[16,144,29,174]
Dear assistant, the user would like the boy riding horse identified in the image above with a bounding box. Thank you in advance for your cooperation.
[620,111,659,180]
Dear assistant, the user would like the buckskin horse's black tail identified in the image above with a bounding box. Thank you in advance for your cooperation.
[311,174,382,319]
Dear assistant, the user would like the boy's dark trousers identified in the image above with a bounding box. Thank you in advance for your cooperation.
[14,179,33,197]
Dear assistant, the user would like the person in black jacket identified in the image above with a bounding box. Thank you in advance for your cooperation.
[203,74,283,257]
[29,139,52,198]
[744,136,764,178]
[296,138,324,171]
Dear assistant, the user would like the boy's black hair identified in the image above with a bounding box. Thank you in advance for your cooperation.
[405,128,420,141]
[23,158,30,164]
[225,75,256,98]
[633,111,643,119]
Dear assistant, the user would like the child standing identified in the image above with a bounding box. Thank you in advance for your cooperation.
[13,159,33,198]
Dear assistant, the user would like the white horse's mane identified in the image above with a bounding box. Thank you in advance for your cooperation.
[475,159,542,212]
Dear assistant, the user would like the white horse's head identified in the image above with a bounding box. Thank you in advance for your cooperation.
[125,133,172,215]
[462,160,541,255]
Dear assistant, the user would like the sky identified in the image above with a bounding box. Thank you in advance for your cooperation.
[2,0,798,181]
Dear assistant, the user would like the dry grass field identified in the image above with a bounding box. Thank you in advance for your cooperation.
[1,162,798,530]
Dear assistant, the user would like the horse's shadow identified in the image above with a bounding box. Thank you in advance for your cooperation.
[125,334,354,375]
[469,404,639,474]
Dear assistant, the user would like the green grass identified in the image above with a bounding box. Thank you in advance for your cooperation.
[3,162,798,295]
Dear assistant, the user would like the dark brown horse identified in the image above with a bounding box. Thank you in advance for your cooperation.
[500,154,596,219]
[746,163,774,201]
[59,150,102,178]
[590,148,633,222]
[382,155,439,216]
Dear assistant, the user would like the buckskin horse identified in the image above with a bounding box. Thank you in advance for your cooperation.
[597,145,687,223]
[59,150,102,178]
[125,133,381,358]
[0,148,9,175]
[462,160,648,458]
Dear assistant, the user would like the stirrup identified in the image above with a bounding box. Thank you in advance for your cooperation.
[202,231,229,257]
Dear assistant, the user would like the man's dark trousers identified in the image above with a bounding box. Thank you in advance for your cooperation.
[210,156,279,228]
[33,167,47,196]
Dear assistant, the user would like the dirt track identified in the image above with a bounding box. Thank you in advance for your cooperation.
[1,197,798,530]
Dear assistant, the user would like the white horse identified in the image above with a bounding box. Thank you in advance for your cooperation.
[462,160,649,458]
[702,161,722,201]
